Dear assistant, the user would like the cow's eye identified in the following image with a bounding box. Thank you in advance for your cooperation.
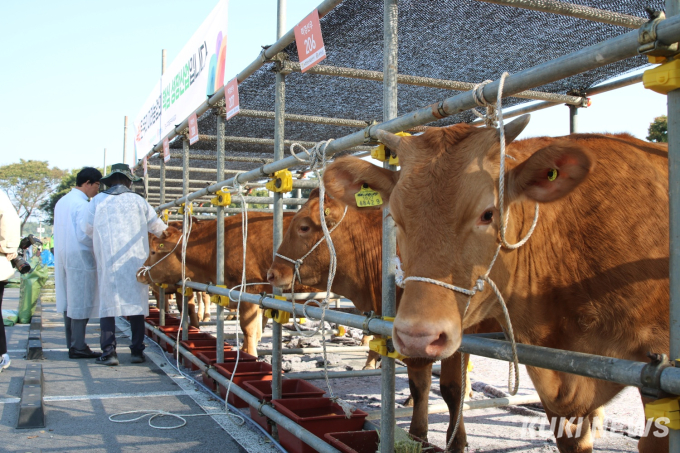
[480,210,494,224]
[299,225,310,234]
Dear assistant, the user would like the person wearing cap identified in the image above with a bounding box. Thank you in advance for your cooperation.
[54,167,103,359]
[80,163,167,366]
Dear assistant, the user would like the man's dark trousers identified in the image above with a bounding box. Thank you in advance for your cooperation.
[100,315,145,355]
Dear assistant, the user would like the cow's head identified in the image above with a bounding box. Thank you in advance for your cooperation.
[324,115,593,360]
[137,225,184,288]
[267,188,347,289]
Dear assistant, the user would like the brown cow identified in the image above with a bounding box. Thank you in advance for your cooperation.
[267,189,501,450]
[323,115,670,453]
[138,213,315,356]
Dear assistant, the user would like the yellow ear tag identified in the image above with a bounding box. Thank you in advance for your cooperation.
[355,184,383,207]
[324,208,331,216]
[547,168,559,182]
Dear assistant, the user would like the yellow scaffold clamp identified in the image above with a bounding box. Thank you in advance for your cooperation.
[159,209,169,223]
[368,317,408,360]
[334,325,346,337]
[264,295,291,324]
[211,189,232,207]
[643,59,680,94]
[178,202,193,216]
[372,131,410,166]
[265,169,293,193]
[209,285,230,307]
[179,286,193,297]
[155,283,168,289]
[645,397,680,430]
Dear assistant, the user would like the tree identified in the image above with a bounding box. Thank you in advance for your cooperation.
[41,169,79,225]
[647,115,668,143]
[0,160,66,233]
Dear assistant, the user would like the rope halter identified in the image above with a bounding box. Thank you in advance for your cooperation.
[275,206,348,285]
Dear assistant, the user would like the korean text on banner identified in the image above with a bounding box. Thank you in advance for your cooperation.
[133,80,163,157]
[163,138,170,163]
[225,78,240,120]
[188,113,199,145]
[160,0,229,138]
[294,9,326,73]
[143,157,148,176]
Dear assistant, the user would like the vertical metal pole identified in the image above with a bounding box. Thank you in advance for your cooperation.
[216,111,226,363]
[295,188,302,211]
[271,0,286,439]
[123,116,129,164]
[569,105,578,134]
[159,48,167,328]
[667,2,680,453]
[182,137,190,342]
[159,155,166,327]
[380,1,398,451]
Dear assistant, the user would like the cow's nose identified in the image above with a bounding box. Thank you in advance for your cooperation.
[392,320,450,359]
[266,269,277,285]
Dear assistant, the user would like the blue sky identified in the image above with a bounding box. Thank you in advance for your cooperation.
[0,1,667,171]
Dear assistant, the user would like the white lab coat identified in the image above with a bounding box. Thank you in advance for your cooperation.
[80,187,167,318]
[0,190,20,282]
[54,189,99,319]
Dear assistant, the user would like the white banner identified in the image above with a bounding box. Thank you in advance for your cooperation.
[133,80,162,158]
[160,0,229,138]
[133,0,228,156]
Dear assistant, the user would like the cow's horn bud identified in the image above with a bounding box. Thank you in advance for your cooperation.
[376,130,403,155]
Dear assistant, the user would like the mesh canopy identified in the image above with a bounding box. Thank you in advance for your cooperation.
[145,0,660,196]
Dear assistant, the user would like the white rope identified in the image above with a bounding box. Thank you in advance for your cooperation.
[281,140,356,418]
[109,410,211,429]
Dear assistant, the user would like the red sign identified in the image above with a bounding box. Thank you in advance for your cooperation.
[188,113,199,145]
[163,138,170,163]
[294,9,326,73]
[225,78,240,120]
[143,157,148,176]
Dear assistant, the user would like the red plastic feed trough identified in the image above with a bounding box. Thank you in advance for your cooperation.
[272,398,368,453]
[242,379,326,433]
[215,362,273,408]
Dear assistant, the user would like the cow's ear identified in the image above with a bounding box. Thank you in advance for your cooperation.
[161,226,179,240]
[324,156,399,208]
[508,142,593,203]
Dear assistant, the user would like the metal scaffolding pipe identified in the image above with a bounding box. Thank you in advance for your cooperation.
[155,18,680,212]
[148,178,319,189]
[366,394,543,420]
[239,109,369,128]
[133,0,344,171]
[164,154,275,163]
[216,111,226,364]
[280,62,586,106]
[288,365,442,380]
[258,346,370,355]
[197,134,373,152]
[147,165,246,174]
[474,0,647,29]
[182,282,680,396]
[181,138,190,342]
[159,155,167,327]
[381,1,398,450]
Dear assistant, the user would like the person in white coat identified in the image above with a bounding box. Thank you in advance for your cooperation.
[54,167,102,359]
[80,163,167,366]
[0,189,20,371]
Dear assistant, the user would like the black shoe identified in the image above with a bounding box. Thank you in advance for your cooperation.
[130,352,146,364]
[69,347,103,359]
[95,352,119,366]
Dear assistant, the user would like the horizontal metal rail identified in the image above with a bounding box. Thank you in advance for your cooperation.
[182,281,680,396]
[474,0,647,29]
[197,134,374,152]
[280,62,587,106]
[155,154,275,163]
[471,72,644,125]
[239,109,370,128]
[287,365,441,380]
[148,179,319,189]
[133,0,344,171]
[366,394,543,420]
[156,17,680,212]
[147,165,245,174]
[147,324,341,453]
[258,346,370,355]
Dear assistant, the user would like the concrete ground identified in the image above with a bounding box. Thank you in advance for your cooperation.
[0,284,275,453]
